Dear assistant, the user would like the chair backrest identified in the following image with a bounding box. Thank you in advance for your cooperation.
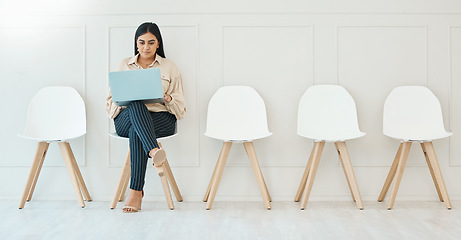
[205,86,272,141]
[21,86,86,141]
[297,85,365,141]
[383,86,452,141]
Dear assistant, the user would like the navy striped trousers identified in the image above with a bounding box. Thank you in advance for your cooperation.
[114,101,176,191]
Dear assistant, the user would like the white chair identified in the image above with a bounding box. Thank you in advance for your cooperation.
[295,85,365,210]
[109,132,183,210]
[379,86,452,210]
[203,86,272,210]
[18,86,91,209]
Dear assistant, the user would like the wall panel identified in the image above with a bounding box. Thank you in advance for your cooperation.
[0,26,86,167]
[450,26,461,166]
[1,9,461,201]
[222,26,314,167]
[337,26,428,167]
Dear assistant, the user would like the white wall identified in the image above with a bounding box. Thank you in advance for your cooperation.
[1,0,461,203]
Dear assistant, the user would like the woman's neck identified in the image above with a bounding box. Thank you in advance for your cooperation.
[137,54,156,68]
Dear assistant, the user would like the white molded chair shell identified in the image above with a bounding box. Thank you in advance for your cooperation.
[19,86,86,141]
[297,85,365,141]
[383,86,452,141]
[205,86,272,141]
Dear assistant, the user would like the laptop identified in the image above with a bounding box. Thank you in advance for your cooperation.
[109,68,164,106]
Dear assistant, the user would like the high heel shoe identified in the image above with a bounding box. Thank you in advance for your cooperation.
[151,148,167,166]
[122,190,144,213]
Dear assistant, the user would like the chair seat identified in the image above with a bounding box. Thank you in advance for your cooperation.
[204,132,272,142]
[384,131,453,142]
[297,131,365,142]
[18,132,85,142]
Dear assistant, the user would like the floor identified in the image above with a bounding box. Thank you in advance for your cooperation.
[1,200,460,240]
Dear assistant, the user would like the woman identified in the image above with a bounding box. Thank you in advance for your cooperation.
[106,22,186,213]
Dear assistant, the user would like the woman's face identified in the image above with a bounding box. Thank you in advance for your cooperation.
[137,32,159,59]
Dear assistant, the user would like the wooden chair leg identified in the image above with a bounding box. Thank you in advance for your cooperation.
[26,142,50,202]
[119,151,131,202]
[58,142,85,208]
[243,142,271,210]
[158,142,183,202]
[295,144,315,202]
[64,143,91,201]
[387,142,412,210]
[119,172,130,202]
[203,143,227,202]
[378,143,403,202]
[206,142,232,210]
[203,163,218,202]
[423,142,452,209]
[19,142,49,209]
[154,164,174,210]
[263,175,272,202]
[110,150,131,209]
[300,141,325,210]
[335,142,364,210]
[335,142,355,203]
[420,143,443,202]
[163,160,183,202]
[254,155,272,203]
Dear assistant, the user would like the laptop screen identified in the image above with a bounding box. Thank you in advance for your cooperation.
[109,68,164,106]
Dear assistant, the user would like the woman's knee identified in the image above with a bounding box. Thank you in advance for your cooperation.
[127,101,146,111]
[115,126,129,137]
[114,111,131,137]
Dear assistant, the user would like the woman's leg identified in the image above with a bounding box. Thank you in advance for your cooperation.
[128,127,149,191]
[124,101,160,152]
[149,111,177,138]
[114,101,159,191]
[113,103,176,212]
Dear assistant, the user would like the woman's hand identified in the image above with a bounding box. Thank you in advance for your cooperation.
[163,94,172,103]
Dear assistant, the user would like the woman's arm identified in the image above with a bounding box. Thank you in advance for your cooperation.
[105,87,123,119]
[164,70,186,120]
[105,61,125,119]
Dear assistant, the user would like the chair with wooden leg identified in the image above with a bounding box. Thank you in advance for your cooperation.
[18,86,91,209]
[295,85,366,210]
[203,86,272,210]
[378,86,452,210]
[109,132,182,210]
